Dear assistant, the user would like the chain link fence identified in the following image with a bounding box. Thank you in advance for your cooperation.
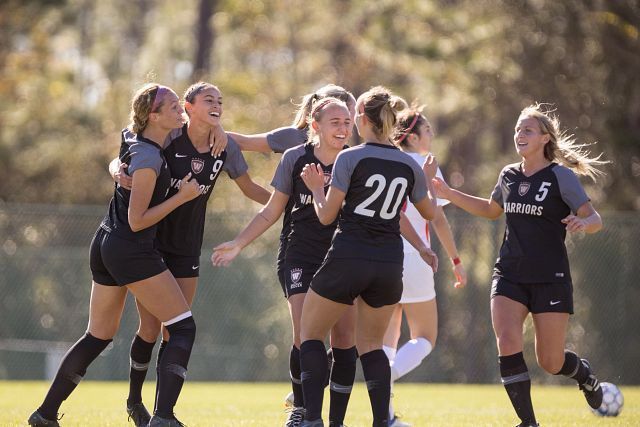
[0,203,637,384]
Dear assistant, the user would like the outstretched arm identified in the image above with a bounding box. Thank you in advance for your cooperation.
[233,173,271,205]
[227,132,272,153]
[211,190,289,266]
[432,177,503,219]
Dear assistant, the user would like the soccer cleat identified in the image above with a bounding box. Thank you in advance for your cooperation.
[300,419,324,427]
[284,406,305,427]
[284,391,295,408]
[515,423,539,427]
[27,410,61,427]
[388,414,411,427]
[579,359,603,409]
[148,414,186,427]
[126,402,151,427]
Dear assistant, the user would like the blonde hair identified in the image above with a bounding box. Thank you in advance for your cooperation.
[293,84,355,129]
[520,104,608,180]
[128,83,167,134]
[306,97,349,143]
[358,86,407,142]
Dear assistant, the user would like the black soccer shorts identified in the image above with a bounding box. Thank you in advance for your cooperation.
[310,257,403,308]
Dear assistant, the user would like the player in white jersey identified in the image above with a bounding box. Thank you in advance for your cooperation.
[382,107,468,427]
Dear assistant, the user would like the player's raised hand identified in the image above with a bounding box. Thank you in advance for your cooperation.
[115,162,132,190]
[419,247,438,273]
[177,172,200,202]
[431,177,451,199]
[422,153,438,179]
[453,262,467,289]
[561,214,586,232]
[211,241,242,267]
[209,124,228,158]
[300,163,324,192]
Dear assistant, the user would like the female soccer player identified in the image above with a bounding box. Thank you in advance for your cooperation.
[432,104,608,427]
[297,86,439,427]
[112,82,270,426]
[212,97,357,427]
[28,84,201,427]
[383,106,468,427]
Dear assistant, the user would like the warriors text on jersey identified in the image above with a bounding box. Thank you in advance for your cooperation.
[156,124,248,257]
[327,143,428,263]
[101,130,171,241]
[271,142,341,265]
[490,162,590,283]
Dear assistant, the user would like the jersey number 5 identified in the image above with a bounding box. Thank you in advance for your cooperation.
[535,181,551,202]
[354,174,408,219]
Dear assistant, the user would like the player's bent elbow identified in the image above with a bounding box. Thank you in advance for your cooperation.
[128,218,145,232]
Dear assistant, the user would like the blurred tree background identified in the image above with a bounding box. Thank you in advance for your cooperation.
[0,0,639,384]
[1,0,638,208]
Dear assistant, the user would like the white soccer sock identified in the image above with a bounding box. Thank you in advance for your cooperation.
[383,345,397,362]
[390,337,433,382]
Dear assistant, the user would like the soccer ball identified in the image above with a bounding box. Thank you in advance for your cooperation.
[592,382,624,417]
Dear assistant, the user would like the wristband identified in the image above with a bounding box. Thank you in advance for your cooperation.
[452,257,461,266]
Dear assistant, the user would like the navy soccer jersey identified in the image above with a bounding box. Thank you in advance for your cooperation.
[271,142,341,265]
[490,162,590,283]
[326,142,428,263]
[101,129,171,241]
[155,125,249,257]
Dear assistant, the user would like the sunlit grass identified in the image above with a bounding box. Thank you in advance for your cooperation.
[2,381,638,426]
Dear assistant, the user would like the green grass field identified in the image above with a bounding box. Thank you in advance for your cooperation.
[2,381,637,426]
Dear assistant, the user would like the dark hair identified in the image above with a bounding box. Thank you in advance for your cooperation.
[183,81,219,104]
[393,104,428,148]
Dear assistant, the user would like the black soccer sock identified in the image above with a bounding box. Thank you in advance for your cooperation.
[289,345,304,407]
[38,333,111,420]
[155,316,196,419]
[328,346,357,425]
[300,340,328,421]
[499,352,536,424]
[556,350,589,384]
[324,347,333,388]
[153,339,169,413]
[360,349,391,427]
[127,335,156,406]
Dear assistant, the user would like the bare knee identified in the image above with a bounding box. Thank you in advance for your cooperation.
[536,351,564,374]
[495,329,522,355]
[137,319,161,343]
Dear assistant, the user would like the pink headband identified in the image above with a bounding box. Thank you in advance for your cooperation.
[151,86,169,112]
[396,114,420,144]
[311,98,338,116]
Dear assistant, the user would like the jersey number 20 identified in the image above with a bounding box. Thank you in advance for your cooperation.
[354,174,408,219]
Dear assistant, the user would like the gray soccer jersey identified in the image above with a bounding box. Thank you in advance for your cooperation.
[266,126,308,153]
[490,162,590,283]
[326,142,428,264]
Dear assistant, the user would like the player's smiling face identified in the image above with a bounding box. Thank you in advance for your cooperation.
[154,91,185,130]
[409,117,434,155]
[315,103,352,149]
[514,116,549,159]
[187,87,223,127]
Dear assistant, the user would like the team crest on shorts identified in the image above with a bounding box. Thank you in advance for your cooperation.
[323,172,331,188]
[518,182,531,196]
[291,268,303,283]
[191,158,205,174]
